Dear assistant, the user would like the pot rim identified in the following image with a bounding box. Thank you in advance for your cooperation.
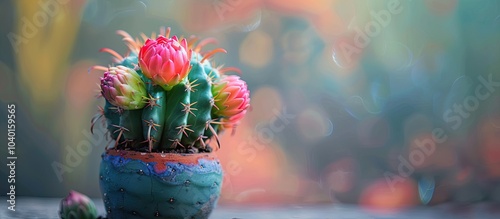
[103,149,218,164]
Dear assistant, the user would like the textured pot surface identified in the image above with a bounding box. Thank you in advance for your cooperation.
[100,149,223,219]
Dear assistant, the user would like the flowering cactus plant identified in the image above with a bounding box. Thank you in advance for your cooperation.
[92,27,250,153]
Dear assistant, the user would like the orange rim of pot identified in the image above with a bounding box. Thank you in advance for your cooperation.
[105,149,219,166]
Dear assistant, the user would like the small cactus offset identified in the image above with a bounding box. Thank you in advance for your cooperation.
[59,190,98,219]
[92,27,250,153]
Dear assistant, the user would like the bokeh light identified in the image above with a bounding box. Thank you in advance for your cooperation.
[360,178,419,211]
[246,86,283,125]
[296,106,334,142]
[239,30,273,68]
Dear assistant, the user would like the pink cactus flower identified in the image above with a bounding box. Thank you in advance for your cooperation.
[138,35,191,90]
[212,75,250,123]
[100,66,147,110]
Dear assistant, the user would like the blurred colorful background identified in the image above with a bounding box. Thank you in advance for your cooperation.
[1,0,500,211]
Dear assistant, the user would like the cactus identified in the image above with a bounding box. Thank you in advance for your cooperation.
[91,28,250,152]
[142,82,167,151]
[59,190,98,219]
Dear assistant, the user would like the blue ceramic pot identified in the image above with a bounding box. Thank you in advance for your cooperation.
[100,150,223,219]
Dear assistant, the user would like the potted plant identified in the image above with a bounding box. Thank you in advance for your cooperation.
[87,27,250,219]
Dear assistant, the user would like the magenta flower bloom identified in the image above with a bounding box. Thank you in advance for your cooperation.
[212,75,250,122]
[138,35,191,90]
[100,66,147,110]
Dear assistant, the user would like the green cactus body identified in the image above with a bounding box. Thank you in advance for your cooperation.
[191,53,220,141]
[182,62,213,147]
[142,84,167,151]
[119,109,144,145]
[191,52,219,80]
[103,100,121,140]
[190,52,203,64]
[120,55,138,69]
[161,81,190,149]
[204,63,220,80]
[204,66,221,140]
